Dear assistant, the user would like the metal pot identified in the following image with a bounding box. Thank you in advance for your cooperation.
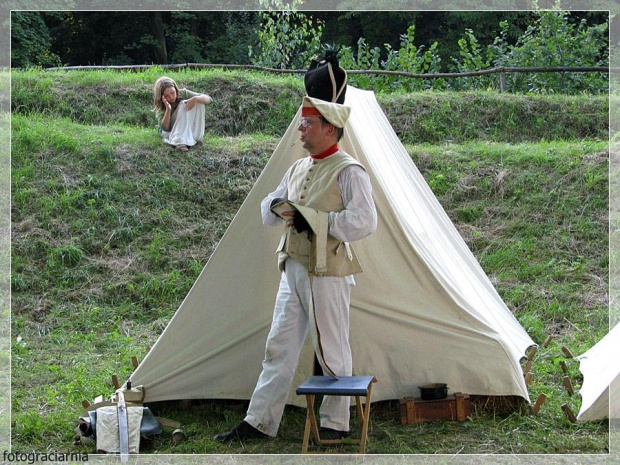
[418,383,448,400]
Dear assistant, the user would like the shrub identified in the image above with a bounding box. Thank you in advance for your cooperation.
[249,0,323,69]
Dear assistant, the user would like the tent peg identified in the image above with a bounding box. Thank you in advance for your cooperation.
[561,346,574,358]
[561,403,577,423]
[531,393,547,415]
[563,376,574,395]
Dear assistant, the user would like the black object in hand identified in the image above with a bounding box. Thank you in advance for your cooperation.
[293,212,311,233]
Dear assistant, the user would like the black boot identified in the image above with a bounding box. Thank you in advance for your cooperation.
[319,426,350,440]
[213,421,269,442]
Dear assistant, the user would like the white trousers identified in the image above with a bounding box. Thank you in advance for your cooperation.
[161,101,205,147]
[245,258,354,437]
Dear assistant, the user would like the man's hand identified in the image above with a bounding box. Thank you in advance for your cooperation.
[292,212,311,233]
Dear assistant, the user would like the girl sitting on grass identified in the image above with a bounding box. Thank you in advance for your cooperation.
[153,76,213,152]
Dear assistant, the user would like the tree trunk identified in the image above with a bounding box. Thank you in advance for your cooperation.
[150,12,167,64]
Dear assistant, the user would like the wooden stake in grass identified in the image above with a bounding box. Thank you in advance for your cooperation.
[82,400,91,409]
[527,346,538,361]
[523,359,532,375]
[524,372,532,386]
[542,335,554,348]
[561,346,574,358]
[532,393,547,415]
[560,360,569,375]
[112,374,120,390]
[563,376,574,396]
[131,355,140,369]
[562,404,577,423]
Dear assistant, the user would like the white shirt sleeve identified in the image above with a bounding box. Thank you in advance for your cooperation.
[261,168,291,226]
[328,165,377,242]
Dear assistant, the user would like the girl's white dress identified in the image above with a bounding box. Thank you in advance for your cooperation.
[160,89,206,147]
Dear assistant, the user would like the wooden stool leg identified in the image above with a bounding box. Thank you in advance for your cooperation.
[355,395,363,420]
[297,376,377,454]
[308,394,322,443]
[360,384,374,453]
[302,394,315,453]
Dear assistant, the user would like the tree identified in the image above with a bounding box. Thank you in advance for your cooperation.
[149,12,167,64]
[249,0,323,69]
[11,11,61,68]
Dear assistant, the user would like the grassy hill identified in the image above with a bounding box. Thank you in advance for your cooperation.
[10,67,609,455]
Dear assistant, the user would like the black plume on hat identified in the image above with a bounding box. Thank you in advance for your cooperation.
[304,46,347,104]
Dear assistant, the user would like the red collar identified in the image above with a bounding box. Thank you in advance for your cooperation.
[310,144,339,160]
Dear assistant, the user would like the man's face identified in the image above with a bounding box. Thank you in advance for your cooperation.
[298,116,331,154]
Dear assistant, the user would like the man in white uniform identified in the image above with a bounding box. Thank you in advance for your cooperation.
[215,56,377,443]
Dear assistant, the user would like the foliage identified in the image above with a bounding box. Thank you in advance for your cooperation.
[450,12,609,93]
[450,27,502,91]
[504,11,609,94]
[203,12,258,65]
[382,26,443,89]
[248,0,324,69]
[340,25,444,92]
[11,11,609,95]
[164,13,206,64]
[339,38,382,89]
[10,12,61,68]
[339,11,609,95]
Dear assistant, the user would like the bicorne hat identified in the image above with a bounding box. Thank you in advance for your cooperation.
[304,49,348,104]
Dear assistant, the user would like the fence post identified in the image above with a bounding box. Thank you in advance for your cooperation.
[499,71,507,92]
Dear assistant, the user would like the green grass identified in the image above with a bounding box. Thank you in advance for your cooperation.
[10,69,610,455]
[12,68,609,144]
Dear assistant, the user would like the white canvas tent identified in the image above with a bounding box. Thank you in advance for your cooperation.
[577,323,620,421]
[127,86,534,406]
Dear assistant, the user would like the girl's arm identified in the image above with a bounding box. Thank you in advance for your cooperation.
[160,96,173,131]
[180,88,212,111]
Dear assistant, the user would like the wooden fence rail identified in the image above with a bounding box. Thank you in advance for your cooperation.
[45,63,612,92]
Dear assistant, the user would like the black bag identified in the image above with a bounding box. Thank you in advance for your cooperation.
[85,406,162,438]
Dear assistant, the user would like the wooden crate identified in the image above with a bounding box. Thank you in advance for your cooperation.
[399,393,470,425]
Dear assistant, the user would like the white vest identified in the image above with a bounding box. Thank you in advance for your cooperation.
[277,151,364,276]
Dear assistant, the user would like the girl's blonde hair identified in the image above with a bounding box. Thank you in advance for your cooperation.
[153,76,180,114]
